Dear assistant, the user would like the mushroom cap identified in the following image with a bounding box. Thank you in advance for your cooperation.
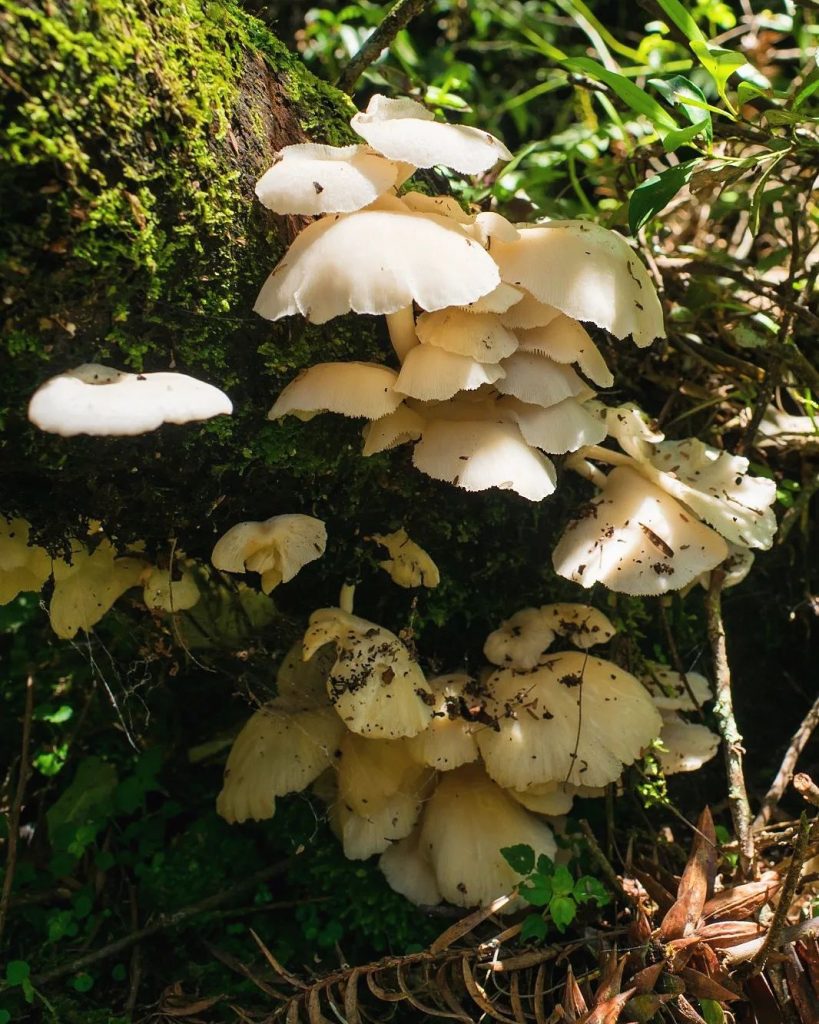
[255,143,400,215]
[0,518,51,604]
[539,604,616,650]
[642,664,712,711]
[28,364,233,437]
[303,608,435,738]
[372,528,440,588]
[497,396,607,454]
[211,514,326,594]
[412,418,557,502]
[499,291,561,330]
[495,352,588,409]
[416,308,518,362]
[466,212,520,246]
[656,713,720,774]
[517,316,613,389]
[509,782,576,816]
[269,362,404,422]
[405,674,480,771]
[419,764,557,911]
[254,205,500,324]
[379,826,442,906]
[604,403,664,460]
[552,466,729,596]
[276,639,336,706]
[484,608,556,671]
[216,702,344,824]
[477,651,663,788]
[492,222,665,348]
[393,346,505,401]
[361,404,425,456]
[460,282,525,315]
[350,94,512,174]
[399,191,475,224]
[142,566,201,612]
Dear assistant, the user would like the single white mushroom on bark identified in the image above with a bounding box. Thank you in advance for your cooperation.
[211,514,327,595]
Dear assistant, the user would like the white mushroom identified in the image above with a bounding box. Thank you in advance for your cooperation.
[361,404,425,456]
[405,674,480,771]
[142,565,200,613]
[393,346,505,401]
[494,352,588,409]
[656,713,720,774]
[540,604,616,649]
[499,291,561,330]
[642,664,712,711]
[379,826,442,906]
[497,396,607,454]
[269,363,404,422]
[517,316,613,389]
[416,308,518,362]
[211,514,326,594]
[509,781,576,816]
[371,528,440,588]
[28,364,232,437]
[484,608,556,671]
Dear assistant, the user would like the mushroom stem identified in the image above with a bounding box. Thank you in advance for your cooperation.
[564,454,608,489]
[575,444,636,470]
[385,307,419,364]
[339,583,356,614]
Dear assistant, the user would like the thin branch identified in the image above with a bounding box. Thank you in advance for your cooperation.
[0,674,34,947]
[30,860,289,985]
[754,692,819,828]
[337,0,430,94]
[793,772,819,809]
[578,820,638,913]
[705,569,755,875]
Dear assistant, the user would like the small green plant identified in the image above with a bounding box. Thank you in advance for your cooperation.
[500,844,610,942]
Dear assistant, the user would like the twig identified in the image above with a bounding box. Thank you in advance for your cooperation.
[578,820,637,912]
[337,0,430,93]
[657,601,705,721]
[754,693,819,827]
[793,773,819,809]
[706,570,755,875]
[750,813,812,973]
[30,860,289,985]
[0,674,34,947]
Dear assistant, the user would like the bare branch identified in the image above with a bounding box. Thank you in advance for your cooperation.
[337,0,431,94]
[754,693,819,827]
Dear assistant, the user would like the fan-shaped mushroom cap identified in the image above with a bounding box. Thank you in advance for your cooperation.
[642,665,712,711]
[552,466,729,596]
[254,205,500,323]
[466,212,520,246]
[416,308,518,362]
[492,222,664,348]
[393,346,505,401]
[498,396,607,454]
[351,94,512,174]
[477,651,663,788]
[656,713,720,774]
[379,826,442,906]
[461,282,525,315]
[276,640,336,706]
[216,702,344,824]
[211,514,326,594]
[517,317,613,389]
[255,143,400,215]
[484,608,556,671]
[303,608,435,738]
[399,191,475,224]
[28,364,232,437]
[509,781,576,816]
[500,291,561,330]
[50,540,146,638]
[269,362,403,422]
[405,674,480,771]
[495,352,587,409]
[604,403,663,460]
[0,518,51,604]
[412,418,557,501]
[540,604,616,649]
[142,566,200,612]
[361,404,425,456]
[372,528,440,588]
[420,764,557,911]
[696,542,754,591]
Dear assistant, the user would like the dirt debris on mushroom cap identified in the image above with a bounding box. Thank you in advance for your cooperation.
[269,362,404,422]
[211,514,327,595]
[416,307,519,362]
[477,650,663,789]
[484,607,557,671]
[371,527,440,589]
[0,518,52,605]
[405,674,481,772]
[28,363,233,437]
[539,603,616,649]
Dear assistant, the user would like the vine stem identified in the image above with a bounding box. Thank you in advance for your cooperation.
[754,692,819,828]
[706,569,755,875]
[337,0,431,94]
[0,673,34,948]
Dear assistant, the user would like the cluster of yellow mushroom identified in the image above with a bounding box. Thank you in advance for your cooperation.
[216,597,716,911]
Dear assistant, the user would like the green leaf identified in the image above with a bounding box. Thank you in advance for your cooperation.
[536,853,555,876]
[690,41,746,107]
[701,999,725,1024]
[737,81,770,106]
[551,865,575,897]
[650,75,713,142]
[72,972,94,993]
[500,844,535,876]
[34,702,73,724]
[574,876,610,905]
[520,875,553,907]
[564,57,679,132]
[47,757,118,840]
[112,963,127,982]
[0,1009,11,1024]
[5,961,30,986]
[549,894,577,932]
[628,161,697,234]
[794,72,819,111]
[663,121,710,153]
[520,913,548,942]
[653,0,707,44]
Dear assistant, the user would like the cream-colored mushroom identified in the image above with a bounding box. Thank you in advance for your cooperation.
[361,404,425,456]
[142,565,201,613]
[269,363,404,422]
[393,346,505,401]
[499,291,561,330]
[416,308,518,362]
[494,352,588,409]
[379,826,442,906]
[656,713,720,774]
[211,514,326,595]
[0,518,51,604]
[540,604,616,649]
[484,608,556,671]
[641,664,712,711]
[371,528,440,588]
[517,316,613,389]
[497,396,607,454]
[276,639,336,706]
[405,674,480,771]
[509,781,576,816]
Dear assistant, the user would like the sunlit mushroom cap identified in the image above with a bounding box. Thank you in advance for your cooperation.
[419,764,557,911]
[372,528,440,588]
[303,608,434,738]
[361,404,425,456]
[517,316,613,389]
[142,565,201,612]
[255,143,400,215]
[211,514,326,594]
[461,282,525,315]
[642,664,712,711]
[28,364,232,437]
[405,674,480,771]
[509,781,576,816]
[477,651,663,788]
[495,352,588,409]
[379,826,442,906]
[351,94,512,174]
[50,539,146,638]
[399,191,475,224]
[497,396,607,454]
[269,362,404,422]
[540,604,616,649]
[492,222,664,348]
[416,308,518,363]
[484,608,556,671]
[0,518,51,604]
[412,418,557,501]
[604,403,664,460]
[656,713,720,774]
[394,346,505,401]
[552,466,729,596]
[254,204,500,324]
[216,702,344,824]
[499,291,561,330]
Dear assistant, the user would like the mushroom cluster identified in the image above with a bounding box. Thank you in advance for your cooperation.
[216,596,684,912]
